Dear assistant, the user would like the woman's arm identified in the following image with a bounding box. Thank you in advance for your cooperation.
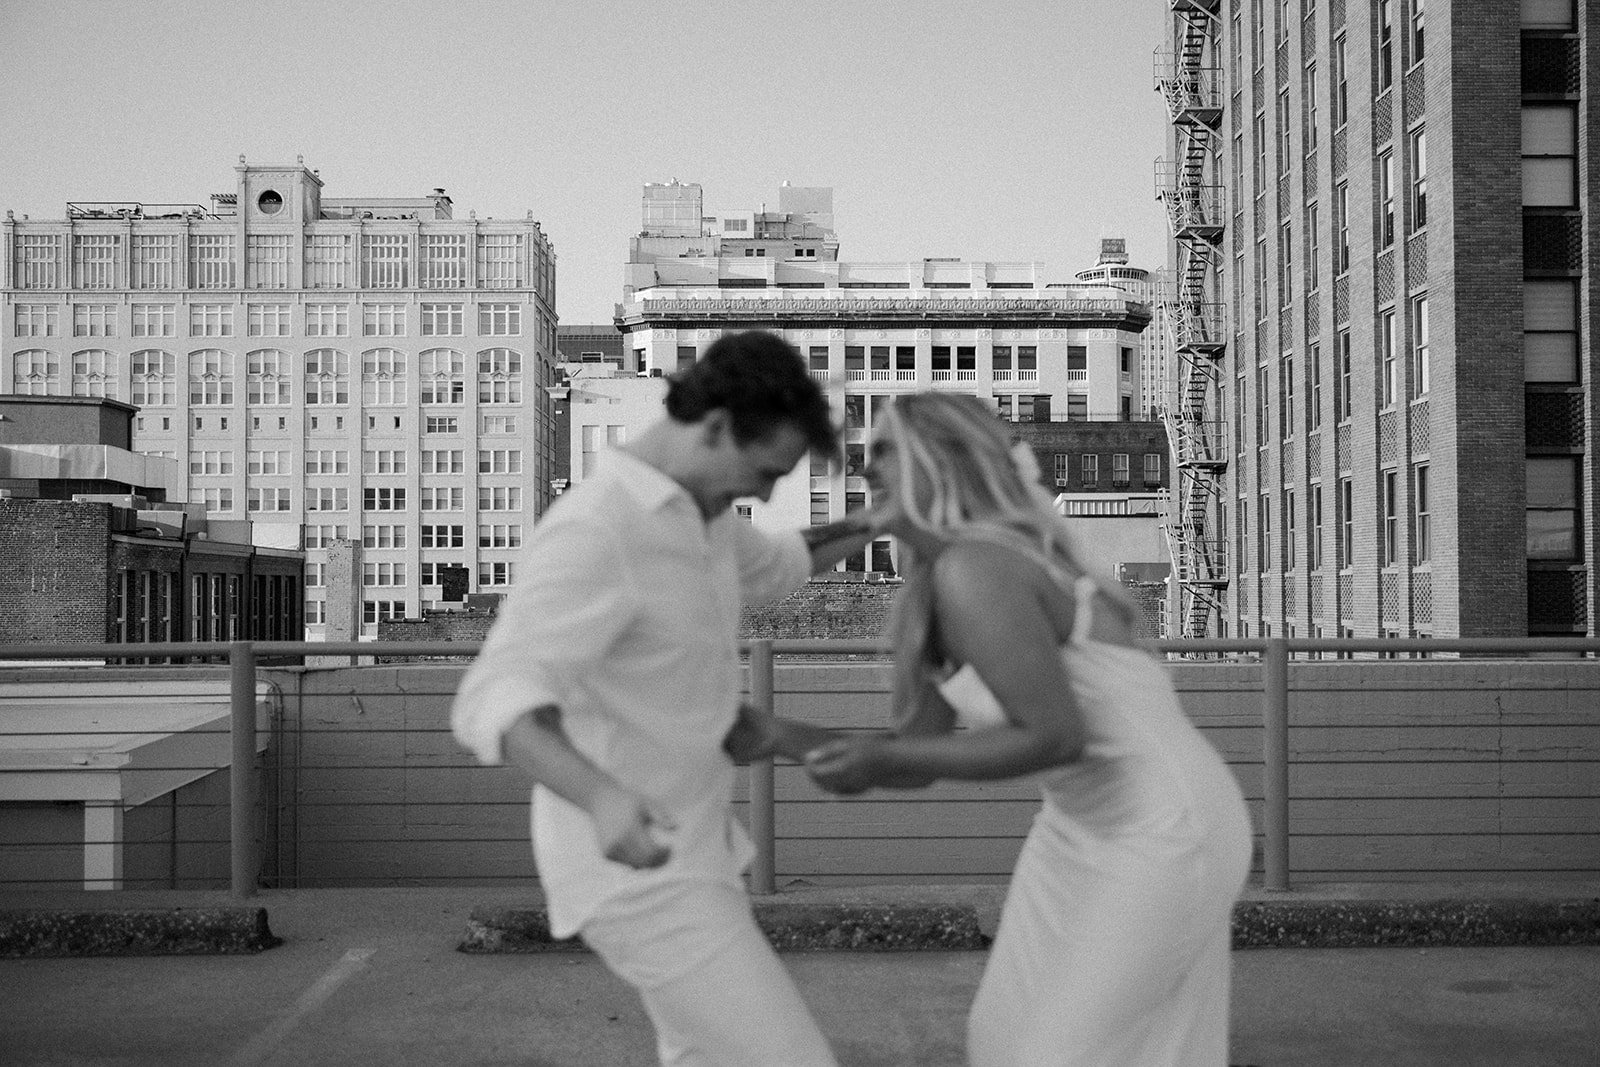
[807,541,1085,792]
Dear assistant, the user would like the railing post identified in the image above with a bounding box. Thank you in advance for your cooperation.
[749,639,777,896]
[230,641,259,898]
[1262,637,1290,891]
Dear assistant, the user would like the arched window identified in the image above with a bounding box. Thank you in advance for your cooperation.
[247,349,292,405]
[187,349,233,406]
[304,348,350,405]
[72,349,120,399]
[477,347,522,404]
[130,349,177,406]
[361,347,407,406]
[420,348,465,405]
[11,349,61,395]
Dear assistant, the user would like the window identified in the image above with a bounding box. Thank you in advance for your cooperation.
[131,234,176,289]
[189,234,235,289]
[1258,492,1271,572]
[131,303,174,337]
[479,524,523,549]
[1409,128,1427,229]
[305,599,326,625]
[247,303,291,337]
[1412,464,1431,563]
[479,486,522,511]
[247,349,292,405]
[1282,355,1295,439]
[1523,0,1575,29]
[188,349,233,405]
[1310,485,1325,570]
[478,348,522,403]
[421,234,468,289]
[1410,0,1425,64]
[419,349,466,404]
[362,348,407,405]
[1307,203,1320,292]
[1277,89,1292,175]
[305,304,349,337]
[249,487,293,513]
[73,234,119,290]
[1256,364,1270,442]
[362,233,411,288]
[304,234,351,289]
[1381,470,1399,567]
[478,562,515,587]
[363,487,407,512]
[420,486,464,511]
[1284,489,1297,570]
[426,415,459,434]
[419,562,465,586]
[190,303,234,337]
[1527,457,1581,560]
[479,449,522,474]
[1336,329,1352,421]
[246,235,290,289]
[1111,454,1130,486]
[1378,0,1394,91]
[477,234,523,289]
[479,303,521,335]
[1253,112,1267,193]
[1309,342,1323,429]
[1278,222,1293,307]
[248,449,290,475]
[190,450,234,475]
[422,524,466,548]
[306,488,350,513]
[303,449,347,475]
[1333,35,1349,128]
[1304,61,1319,155]
[15,304,59,337]
[362,303,405,336]
[1378,151,1396,250]
[1143,453,1162,485]
[304,348,350,405]
[421,303,464,336]
[200,487,234,513]
[365,449,409,474]
[130,350,176,406]
[1067,394,1088,421]
[363,601,405,625]
[362,562,407,587]
[14,234,61,289]
[1525,280,1579,382]
[1334,182,1350,274]
[1523,105,1577,208]
[1409,296,1430,398]
[72,303,115,337]
[1081,454,1099,484]
[1338,477,1353,568]
[1380,311,1397,408]
[13,350,60,394]
[481,414,515,434]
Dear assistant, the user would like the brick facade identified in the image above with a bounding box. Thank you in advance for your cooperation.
[0,498,113,643]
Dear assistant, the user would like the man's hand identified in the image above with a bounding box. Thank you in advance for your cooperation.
[723,702,779,764]
[589,784,677,869]
[803,735,887,795]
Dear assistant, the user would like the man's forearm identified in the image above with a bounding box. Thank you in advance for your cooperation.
[501,704,618,811]
[801,513,876,573]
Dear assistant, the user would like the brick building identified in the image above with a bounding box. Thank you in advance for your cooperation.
[2,158,559,637]
[1160,0,1594,640]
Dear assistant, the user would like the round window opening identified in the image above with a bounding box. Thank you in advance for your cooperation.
[257,190,284,215]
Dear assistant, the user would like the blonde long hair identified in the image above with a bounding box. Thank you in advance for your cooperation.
[878,393,1138,733]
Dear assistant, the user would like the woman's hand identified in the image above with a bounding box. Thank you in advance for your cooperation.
[589,783,676,869]
[804,735,888,795]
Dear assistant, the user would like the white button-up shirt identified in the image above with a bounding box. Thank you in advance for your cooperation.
[451,447,810,936]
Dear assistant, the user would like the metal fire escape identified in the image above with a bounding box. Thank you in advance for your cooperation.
[1154,0,1229,640]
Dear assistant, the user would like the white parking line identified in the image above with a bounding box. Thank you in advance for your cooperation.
[228,947,376,1067]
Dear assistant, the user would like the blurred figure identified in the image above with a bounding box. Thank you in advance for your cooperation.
[805,392,1252,1067]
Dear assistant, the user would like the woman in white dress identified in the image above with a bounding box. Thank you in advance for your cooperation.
[805,393,1253,1067]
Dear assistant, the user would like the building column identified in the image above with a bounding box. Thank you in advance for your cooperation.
[83,800,123,890]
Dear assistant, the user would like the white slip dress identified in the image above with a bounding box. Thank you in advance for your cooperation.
[938,576,1253,1067]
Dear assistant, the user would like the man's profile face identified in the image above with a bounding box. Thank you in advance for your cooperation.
[699,420,811,517]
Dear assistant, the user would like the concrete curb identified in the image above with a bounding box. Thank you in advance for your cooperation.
[0,907,280,958]
[458,901,990,954]
[458,897,1600,954]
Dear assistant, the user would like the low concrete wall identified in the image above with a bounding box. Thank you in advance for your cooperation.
[264,657,1600,888]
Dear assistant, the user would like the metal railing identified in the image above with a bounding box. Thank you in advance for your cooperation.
[2,636,1597,898]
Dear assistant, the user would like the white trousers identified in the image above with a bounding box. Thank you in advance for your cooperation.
[580,880,838,1067]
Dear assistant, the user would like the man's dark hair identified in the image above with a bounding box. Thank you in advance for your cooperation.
[664,331,839,458]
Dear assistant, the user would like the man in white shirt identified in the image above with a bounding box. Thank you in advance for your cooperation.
[452,331,871,1066]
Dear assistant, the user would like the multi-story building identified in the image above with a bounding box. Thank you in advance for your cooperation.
[1158,1,1594,641]
[1073,238,1173,418]
[611,182,1156,575]
[2,158,559,636]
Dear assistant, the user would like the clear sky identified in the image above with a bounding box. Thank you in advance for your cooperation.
[1,0,1171,325]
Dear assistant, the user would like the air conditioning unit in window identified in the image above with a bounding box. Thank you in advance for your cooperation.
[1055,478,1070,487]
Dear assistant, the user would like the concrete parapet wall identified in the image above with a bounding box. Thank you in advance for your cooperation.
[262,657,1600,888]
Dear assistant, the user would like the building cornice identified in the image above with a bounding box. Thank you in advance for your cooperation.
[616,294,1152,332]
